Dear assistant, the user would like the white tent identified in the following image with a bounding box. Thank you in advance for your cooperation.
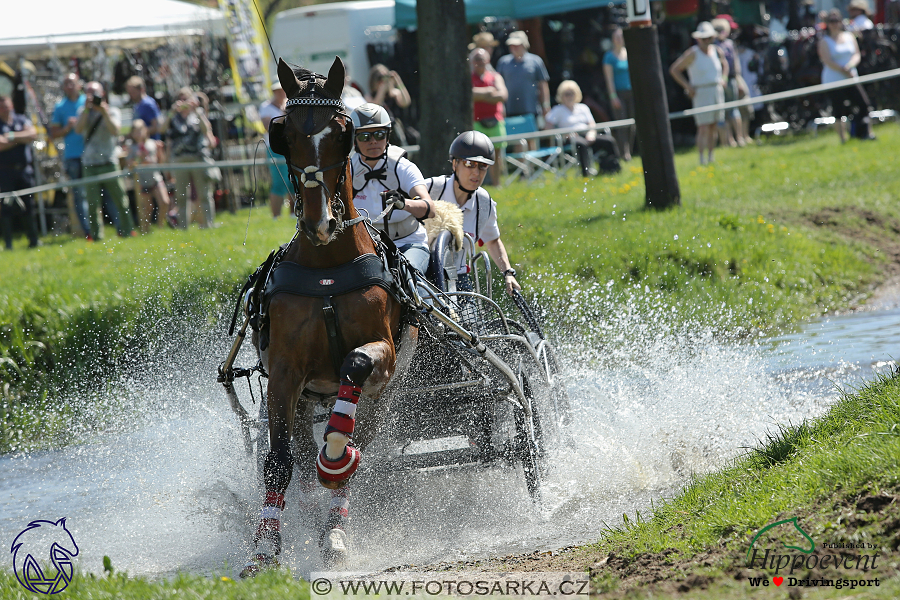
[0,0,225,59]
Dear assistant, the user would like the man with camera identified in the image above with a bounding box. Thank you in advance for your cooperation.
[75,81,134,239]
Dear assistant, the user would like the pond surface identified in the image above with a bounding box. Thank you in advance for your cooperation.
[1,299,897,580]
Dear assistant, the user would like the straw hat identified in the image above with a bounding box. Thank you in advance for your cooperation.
[848,0,871,14]
[468,31,500,51]
[691,21,718,39]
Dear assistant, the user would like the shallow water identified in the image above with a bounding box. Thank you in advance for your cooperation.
[1,299,897,580]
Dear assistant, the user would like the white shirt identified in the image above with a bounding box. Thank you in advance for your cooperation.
[430,174,500,274]
[259,100,284,146]
[544,103,595,130]
[351,152,427,246]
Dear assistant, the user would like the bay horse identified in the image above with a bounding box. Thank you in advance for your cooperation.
[242,56,418,576]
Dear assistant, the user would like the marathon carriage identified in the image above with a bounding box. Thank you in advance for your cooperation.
[220,228,570,504]
[217,57,570,574]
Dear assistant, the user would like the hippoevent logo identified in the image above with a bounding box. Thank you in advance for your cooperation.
[10,518,79,594]
[745,516,882,590]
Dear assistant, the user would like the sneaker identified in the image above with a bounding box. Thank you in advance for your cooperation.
[166,213,178,228]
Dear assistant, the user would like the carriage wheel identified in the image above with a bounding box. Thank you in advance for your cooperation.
[256,399,270,493]
[514,374,543,502]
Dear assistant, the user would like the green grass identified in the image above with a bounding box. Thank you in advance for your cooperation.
[496,126,899,336]
[0,567,309,599]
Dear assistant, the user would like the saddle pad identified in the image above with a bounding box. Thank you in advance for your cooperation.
[265,253,396,300]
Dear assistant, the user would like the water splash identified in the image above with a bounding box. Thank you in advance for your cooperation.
[0,285,886,579]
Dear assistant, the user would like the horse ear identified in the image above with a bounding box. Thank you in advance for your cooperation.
[324,56,346,98]
[277,58,301,98]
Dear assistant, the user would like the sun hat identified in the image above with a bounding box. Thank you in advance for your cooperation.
[468,31,500,51]
[506,31,530,48]
[692,21,718,39]
[848,0,871,13]
[711,18,732,35]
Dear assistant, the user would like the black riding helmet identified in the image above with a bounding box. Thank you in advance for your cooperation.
[449,130,495,165]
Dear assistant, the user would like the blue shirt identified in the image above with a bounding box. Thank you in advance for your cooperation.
[496,52,549,116]
[51,94,86,159]
[133,95,162,139]
[603,51,632,92]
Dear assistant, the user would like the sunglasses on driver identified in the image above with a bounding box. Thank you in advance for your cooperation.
[356,130,388,142]
[458,159,490,171]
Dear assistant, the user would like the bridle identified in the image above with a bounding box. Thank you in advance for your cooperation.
[275,94,366,234]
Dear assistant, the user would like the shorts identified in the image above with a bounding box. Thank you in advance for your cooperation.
[269,162,291,196]
[693,84,725,126]
[473,119,508,150]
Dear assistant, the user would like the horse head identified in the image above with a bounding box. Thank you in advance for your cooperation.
[269,56,355,246]
[11,518,80,594]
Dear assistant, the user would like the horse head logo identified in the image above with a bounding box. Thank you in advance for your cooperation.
[747,516,815,560]
[11,518,79,594]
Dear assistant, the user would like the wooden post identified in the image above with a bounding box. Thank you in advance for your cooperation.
[416,0,471,177]
[623,10,681,209]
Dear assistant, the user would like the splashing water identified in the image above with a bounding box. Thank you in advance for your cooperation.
[1,285,895,580]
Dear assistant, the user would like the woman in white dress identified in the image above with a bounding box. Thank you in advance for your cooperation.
[669,21,730,165]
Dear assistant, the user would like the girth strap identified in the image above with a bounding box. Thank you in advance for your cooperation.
[322,296,345,379]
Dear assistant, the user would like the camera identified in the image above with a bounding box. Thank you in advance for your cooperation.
[92,96,102,106]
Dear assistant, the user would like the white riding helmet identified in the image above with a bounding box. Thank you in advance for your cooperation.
[350,103,392,132]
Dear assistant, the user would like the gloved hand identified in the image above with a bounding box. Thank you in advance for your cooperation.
[381,189,405,210]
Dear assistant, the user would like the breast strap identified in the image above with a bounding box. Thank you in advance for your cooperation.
[264,253,397,301]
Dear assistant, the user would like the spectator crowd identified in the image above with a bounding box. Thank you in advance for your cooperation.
[0,1,895,248]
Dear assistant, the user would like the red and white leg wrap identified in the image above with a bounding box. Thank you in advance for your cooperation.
[324,379,361,440]
[329,486,350,521]
[316,445,361,487]
[253,490,285,547]
[317,379,363,487]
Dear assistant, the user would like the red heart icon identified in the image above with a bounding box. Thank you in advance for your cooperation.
[773,577,784,586]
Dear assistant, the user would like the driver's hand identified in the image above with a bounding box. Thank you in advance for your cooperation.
[505,275,521,295]
[381,189,405,210]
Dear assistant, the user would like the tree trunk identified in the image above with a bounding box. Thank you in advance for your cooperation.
[624,26,681,209]
[416,0,470,177]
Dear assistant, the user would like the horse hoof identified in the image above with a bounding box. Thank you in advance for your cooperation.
[316,445,361,489]
[239,552,279,579]
[321,528,351,569]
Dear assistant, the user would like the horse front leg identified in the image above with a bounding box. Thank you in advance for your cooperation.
[241,370,299,578]
[316,341,394,489]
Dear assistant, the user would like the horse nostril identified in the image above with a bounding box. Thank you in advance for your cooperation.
[327,218,338,233]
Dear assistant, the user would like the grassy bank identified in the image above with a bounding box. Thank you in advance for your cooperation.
[579,365,900,598]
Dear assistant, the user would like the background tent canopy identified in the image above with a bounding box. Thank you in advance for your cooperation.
[0,0,225,59]
[393,0,618,29]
